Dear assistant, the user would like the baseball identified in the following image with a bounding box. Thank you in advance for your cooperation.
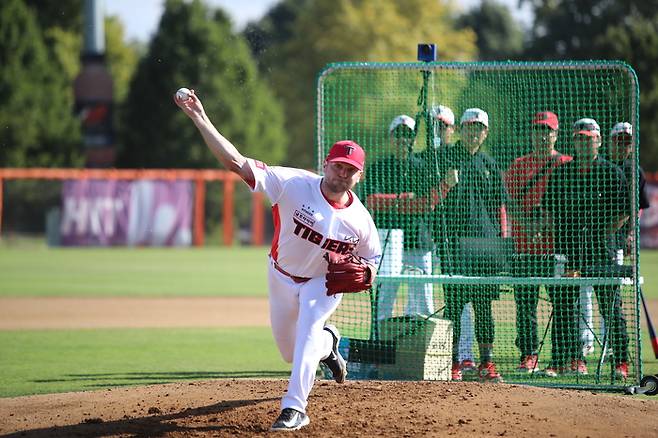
[176,87,192,101]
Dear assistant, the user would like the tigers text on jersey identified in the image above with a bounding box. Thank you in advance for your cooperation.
[246,159,381,278]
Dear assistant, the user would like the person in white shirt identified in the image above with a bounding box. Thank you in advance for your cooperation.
[175,89,381,432]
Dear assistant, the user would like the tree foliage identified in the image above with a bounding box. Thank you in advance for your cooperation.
[247,0,478,168]
[522,0,658,169]
[0,0,82,167]
[457,0,523,61]
[599,14,658,170]
[243,0,310,71]
[117,0,286,168]
[105,16,141,103]
[24,0,82,34]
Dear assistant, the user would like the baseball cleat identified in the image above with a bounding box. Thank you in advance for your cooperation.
[451,362,463,382]
[460,359,477,373]
[614,362,629,380]
[321,324,347,383]
[516,354,539,373]
[569,359,588,375]
[478,361,503,383]
[459,359,478,380]
[270,408,310,431]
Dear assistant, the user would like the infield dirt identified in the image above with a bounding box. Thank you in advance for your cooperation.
[1,378,657,437]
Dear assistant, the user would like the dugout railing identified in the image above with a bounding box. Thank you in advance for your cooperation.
[317,60,643,391]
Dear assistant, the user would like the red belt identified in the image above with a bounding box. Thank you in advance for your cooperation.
[272,260,311,284]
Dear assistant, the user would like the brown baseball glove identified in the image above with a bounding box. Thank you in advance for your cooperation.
[325,252,374,296]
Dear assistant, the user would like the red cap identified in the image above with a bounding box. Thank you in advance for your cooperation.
[532,111,558,130]
[326,140,365,171]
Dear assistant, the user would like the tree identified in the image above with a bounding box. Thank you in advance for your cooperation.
[25,0,82,34]
[0,0,82,167]
[24,0,139,103]
[117,0,286,168]
[598,14,658,170]
[522,0,658,170]
[254,0,478,168]
[457,0,524,61]
[105,16,141,103]
[16,0,141,166]
[243,0,311,73]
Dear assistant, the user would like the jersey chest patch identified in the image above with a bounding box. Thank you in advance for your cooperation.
[292,218,358,255]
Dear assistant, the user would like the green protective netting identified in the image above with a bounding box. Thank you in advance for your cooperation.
[318,61,641,390]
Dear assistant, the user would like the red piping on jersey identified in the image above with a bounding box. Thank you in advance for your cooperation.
[270,204,281,261]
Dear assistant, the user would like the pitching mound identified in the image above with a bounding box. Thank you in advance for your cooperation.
[1,379,657,437]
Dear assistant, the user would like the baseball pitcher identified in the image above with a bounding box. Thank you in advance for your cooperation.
[175,89,382,431]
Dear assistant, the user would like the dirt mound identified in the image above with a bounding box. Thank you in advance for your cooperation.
[1,379,657,437]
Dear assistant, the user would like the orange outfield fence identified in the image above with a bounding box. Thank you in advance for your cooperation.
[0,168,266,247]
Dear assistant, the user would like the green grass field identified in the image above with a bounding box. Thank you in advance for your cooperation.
[0,241,656,397]
[0,328,290,398]
[1,241,656,299]
[0,244,270,297]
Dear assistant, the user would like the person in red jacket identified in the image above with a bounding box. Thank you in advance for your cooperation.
[504,111,571,374]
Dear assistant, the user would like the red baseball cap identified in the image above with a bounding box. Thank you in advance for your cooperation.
[532,111,558,130]
[325,140,365,171]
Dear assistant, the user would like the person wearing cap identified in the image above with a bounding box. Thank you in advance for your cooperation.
[578,121,646,362]
[418,104,478,374]
[596,122,651,363]
[607,122,650,256]
[540,117,630,379]
[504,111,572,375]
[361,114,438,324]
[433,107,508,382]
[175,89,382,431]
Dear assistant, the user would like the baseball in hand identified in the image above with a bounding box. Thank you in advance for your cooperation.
[176,87,192,102]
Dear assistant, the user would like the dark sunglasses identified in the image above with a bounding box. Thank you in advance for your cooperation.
[532,125,554,132]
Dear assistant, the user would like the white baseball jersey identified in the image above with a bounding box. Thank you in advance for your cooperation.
[246,158,381,277]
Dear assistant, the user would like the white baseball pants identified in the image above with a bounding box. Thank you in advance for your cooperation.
[268,260,342,413]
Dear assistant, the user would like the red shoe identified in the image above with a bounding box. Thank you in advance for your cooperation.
[516,354,539,373]
[451,362,462,382]
[478,361,503,383]
[460,359,477,371]
[569,359,588,375]
[615,362,629,379]
[460,359,478,378]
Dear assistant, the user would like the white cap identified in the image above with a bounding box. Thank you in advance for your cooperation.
[389,115,416,132]
[572,118,601,137]
[431,105,455,125]
[610,122,632,137]
[460,108,489,127]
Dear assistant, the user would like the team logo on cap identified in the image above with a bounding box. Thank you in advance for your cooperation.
[344,145,355,155]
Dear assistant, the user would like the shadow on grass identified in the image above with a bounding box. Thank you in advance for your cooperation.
[32,370,290,386]
[2,396,280,437]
